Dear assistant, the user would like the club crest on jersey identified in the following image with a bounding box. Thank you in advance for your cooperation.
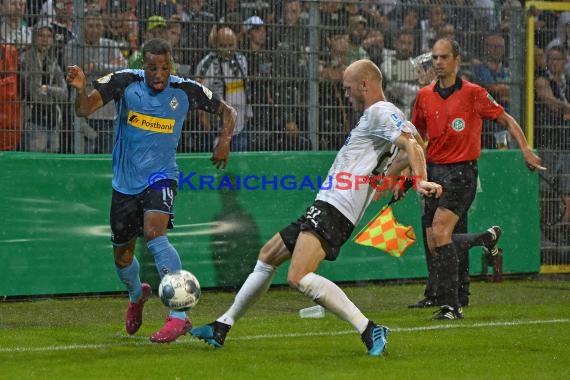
[170,96,179,110]
[390,113,404,129]
[96,73,112,84]
[451,118,465,132]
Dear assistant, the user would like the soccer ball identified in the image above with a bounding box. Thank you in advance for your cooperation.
[158,270,201,311]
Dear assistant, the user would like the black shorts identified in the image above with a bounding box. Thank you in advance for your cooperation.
[110,180,177,246]
[279,200,355,261]
[423,161,478,227]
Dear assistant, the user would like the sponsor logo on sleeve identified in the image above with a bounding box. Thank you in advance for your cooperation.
[390,113,404,129]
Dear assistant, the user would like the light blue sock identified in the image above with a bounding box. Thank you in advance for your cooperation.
[116,257,142,303]
[169,310,187,320]
[147,236,186,318]
[147,235,182,278]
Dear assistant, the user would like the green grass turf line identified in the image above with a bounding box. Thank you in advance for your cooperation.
[0,279,569,379]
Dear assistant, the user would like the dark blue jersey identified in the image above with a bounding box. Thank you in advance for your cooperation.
[93,69,220,194]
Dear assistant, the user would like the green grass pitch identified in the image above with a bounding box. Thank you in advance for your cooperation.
[1,278,569,379]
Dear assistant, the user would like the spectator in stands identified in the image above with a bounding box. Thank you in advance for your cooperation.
[242,16,272,151]
[419,4,446,53]
[165,14,192,77]
[361,29,391,67]
[534,44,570,225]
[128,15,168,69]
[52,0,75,49]
[497,0,521,49]
[271,0,308,78]
[532,8,559,50]
[65,11,127,153]
[472,0,498,33]
[138,0,178,20]
[318,33,355,150]
[270,0,309,151]
[381,30,418,118]
[346,15,370,64]
[546,15,570,77]
[47,0,76,152]
[208,0,252,47]
[50,0,75,68]
[103,0,139,60]
[360,1,391,35]
[277,121,311,151]
[195,27,251,151]
[39,0,56,23]
[85,0,107,13]
[445,0,477,53]
[535,45,547,77]
[471,33,513,149]
[386,6,421,55]
[472,34,511,111]
[177,0,216,72]
[0,41,22,150]
[0,0,32,52]
[164,14,182,53]
[318,1,350,48]
[534,45,570,150]
[19,20,67,152]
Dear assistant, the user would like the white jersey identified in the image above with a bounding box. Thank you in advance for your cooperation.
[316,101,416,225]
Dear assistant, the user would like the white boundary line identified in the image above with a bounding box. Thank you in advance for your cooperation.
[0,318,568,354]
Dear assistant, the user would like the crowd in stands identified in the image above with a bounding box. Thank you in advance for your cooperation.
[0,0,569,157]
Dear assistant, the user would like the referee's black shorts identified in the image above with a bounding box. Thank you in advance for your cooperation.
[422,160,478,227]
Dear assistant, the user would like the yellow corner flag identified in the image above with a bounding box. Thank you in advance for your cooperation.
[353,205,416,257]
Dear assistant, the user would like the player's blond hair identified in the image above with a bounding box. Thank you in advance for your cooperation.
[347,59,383,85]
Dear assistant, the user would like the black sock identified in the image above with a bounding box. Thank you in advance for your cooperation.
[425,252,439,300]
[454,216,470,305]
[434,243,459,309]
[452,231,493,250]
[422,224,437,299]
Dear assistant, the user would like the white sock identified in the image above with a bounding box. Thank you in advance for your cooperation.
[217,260,275,326]
[298,272,369,334]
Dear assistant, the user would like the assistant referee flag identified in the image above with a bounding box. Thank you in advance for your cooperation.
[353,205,416,257]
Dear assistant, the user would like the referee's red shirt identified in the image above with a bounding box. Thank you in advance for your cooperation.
[411,79,504,164]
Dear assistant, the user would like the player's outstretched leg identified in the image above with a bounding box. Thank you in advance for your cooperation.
[191,259,275,348]
[125,282,151,335]
[191,321,231,348]
[361,321,390,356]
[149,314,192,343]
[482,226,502,256]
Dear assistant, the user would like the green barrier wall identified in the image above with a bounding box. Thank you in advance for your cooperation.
[0,150,539,297]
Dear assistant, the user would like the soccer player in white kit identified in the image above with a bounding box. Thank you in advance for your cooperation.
[191,59,442,356]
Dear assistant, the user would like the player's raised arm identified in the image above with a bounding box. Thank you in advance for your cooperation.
[66,65,104,117]
[394,132,442,197]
